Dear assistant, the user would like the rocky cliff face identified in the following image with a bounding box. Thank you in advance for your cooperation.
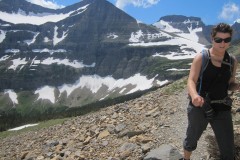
[157,15,204,32]
[232,22,240,40]
[153,15,211,45]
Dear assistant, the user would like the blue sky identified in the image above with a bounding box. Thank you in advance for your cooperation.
[27,0,240,25]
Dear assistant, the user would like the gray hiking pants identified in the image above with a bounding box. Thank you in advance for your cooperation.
[183,103,235,160]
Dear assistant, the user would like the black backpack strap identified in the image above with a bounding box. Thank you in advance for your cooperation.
[222,52,234,76]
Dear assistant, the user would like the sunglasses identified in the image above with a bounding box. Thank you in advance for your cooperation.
[213,37,231,43]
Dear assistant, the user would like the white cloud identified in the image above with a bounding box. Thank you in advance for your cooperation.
[115,0,160,10]
[26,0,65,9]
[219,3,240,21]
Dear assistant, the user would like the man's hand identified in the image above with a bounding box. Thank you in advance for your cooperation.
[191,94,204,107]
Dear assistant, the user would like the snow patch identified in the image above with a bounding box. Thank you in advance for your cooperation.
[153,20,202,42]
[5,56,95,70]
[3,74,169,105]
[32,48,66,55]
[130,36,205,59]
[40,57,95,68]
[35,86,55,103]
[24,32,40,45]
[4,89,18,105]
[5,49,20,53]
[26,0,64,9]
[53,26,68,45]
[0,30,6,43]
[8,58,28,70]
[153,20,182,32]
[58,73,168,97]
[153,51,194,60]
[107,33,119,39]
[0,55,10,61]
[129,30,144,43]
[0,5,90,25]
[43,37,51,43]
[8,124,39,131]
[166,68,190,71]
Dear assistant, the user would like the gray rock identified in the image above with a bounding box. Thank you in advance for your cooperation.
[114,123,126,133]
[144,144,182,160]
[118,142,138,153]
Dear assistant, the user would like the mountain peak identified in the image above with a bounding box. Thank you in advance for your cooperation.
[152,15,208,44]
[0,0,56,14]
[0,0,136,25]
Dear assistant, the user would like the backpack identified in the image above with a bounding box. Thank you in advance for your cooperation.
[197,49,234,94]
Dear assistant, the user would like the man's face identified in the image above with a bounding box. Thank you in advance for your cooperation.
[212,32,231,53]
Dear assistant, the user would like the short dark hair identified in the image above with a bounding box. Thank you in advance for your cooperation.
[211,23,233,37]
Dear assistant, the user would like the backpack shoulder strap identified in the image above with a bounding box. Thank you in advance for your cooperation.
[200,49,210,75]
[198,49,210,94]
[222,52,234,76]
[229,53,234,76]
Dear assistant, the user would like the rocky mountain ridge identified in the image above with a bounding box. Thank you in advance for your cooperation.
[1,77,240,159]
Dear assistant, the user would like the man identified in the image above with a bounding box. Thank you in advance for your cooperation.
[183,23,239,159]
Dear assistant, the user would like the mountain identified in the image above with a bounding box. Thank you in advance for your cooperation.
[153,15,208,44]
[232,22,240,40]
[0,0,55,14]
[153,15,240,45]
[0,0,239,130]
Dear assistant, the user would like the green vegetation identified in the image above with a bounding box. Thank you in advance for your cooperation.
[0,85,161,132]
[143,56,191,80]
[0,118,68,139]
[162,77,187,95]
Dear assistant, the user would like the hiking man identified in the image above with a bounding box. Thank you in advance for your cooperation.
[183,23,239,159]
